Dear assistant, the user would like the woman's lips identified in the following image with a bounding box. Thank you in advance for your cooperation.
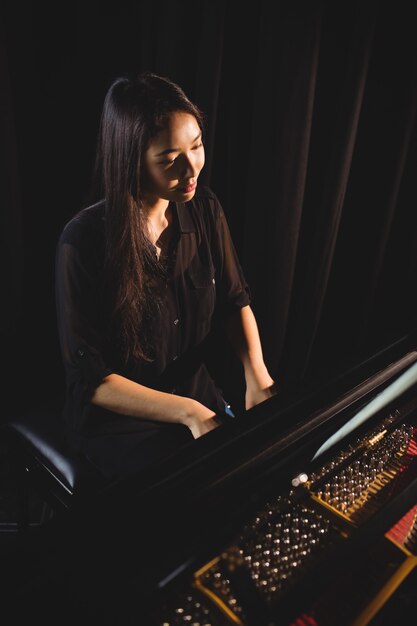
[182,182,196,193]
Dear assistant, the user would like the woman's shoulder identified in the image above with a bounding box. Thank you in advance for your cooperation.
[58,199,106,247]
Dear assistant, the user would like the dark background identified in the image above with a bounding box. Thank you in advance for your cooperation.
[2,0,417,418]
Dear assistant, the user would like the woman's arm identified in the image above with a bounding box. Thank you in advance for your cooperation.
[222,305,277,410]
[91,373,219,438]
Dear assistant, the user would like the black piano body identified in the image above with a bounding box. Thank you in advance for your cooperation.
[8,332,417,626]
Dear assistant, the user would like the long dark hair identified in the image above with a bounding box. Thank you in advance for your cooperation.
[93,72,205,364]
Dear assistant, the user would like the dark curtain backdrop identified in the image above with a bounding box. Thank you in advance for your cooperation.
[2,0,417,416]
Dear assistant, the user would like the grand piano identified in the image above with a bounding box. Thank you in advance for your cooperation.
[35,328,413,626]
[8,330,417,626]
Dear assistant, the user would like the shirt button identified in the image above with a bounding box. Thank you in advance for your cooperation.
[173,318,179,325]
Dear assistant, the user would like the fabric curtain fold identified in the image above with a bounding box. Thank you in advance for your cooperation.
[2,0,417,410]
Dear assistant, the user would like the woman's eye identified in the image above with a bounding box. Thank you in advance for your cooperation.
[160,144,203,166]
[159,157,177,166]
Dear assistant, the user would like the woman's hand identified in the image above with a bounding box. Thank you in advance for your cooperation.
[245,380,278,411]
[221,306,278,412]
[185,401,222,439]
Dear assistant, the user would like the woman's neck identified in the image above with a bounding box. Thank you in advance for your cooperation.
[144,200,173,253]
[143,197,170,225]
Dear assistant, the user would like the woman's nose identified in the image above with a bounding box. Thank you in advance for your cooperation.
[180,155,198,178]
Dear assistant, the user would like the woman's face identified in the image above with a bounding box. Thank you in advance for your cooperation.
[142,111,205,205]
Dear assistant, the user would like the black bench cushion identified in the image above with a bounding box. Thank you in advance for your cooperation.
[6,409,106,496]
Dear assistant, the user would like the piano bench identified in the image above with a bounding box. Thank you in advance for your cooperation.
[3,408,107,530]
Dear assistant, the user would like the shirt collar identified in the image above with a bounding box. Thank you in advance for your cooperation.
[175,202,195,233]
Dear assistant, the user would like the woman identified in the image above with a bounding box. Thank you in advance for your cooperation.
[55,71,276,481]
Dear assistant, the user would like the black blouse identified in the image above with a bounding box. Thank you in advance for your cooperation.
[55,186,251,436]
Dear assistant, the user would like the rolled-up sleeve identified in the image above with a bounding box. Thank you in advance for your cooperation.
[55,236,113,415]
[209,195,251,318]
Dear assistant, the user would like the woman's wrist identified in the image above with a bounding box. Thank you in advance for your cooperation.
[244,360,275,391]
[179,398,215,427]
[175,397,197,426]
[179,398,219,438]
